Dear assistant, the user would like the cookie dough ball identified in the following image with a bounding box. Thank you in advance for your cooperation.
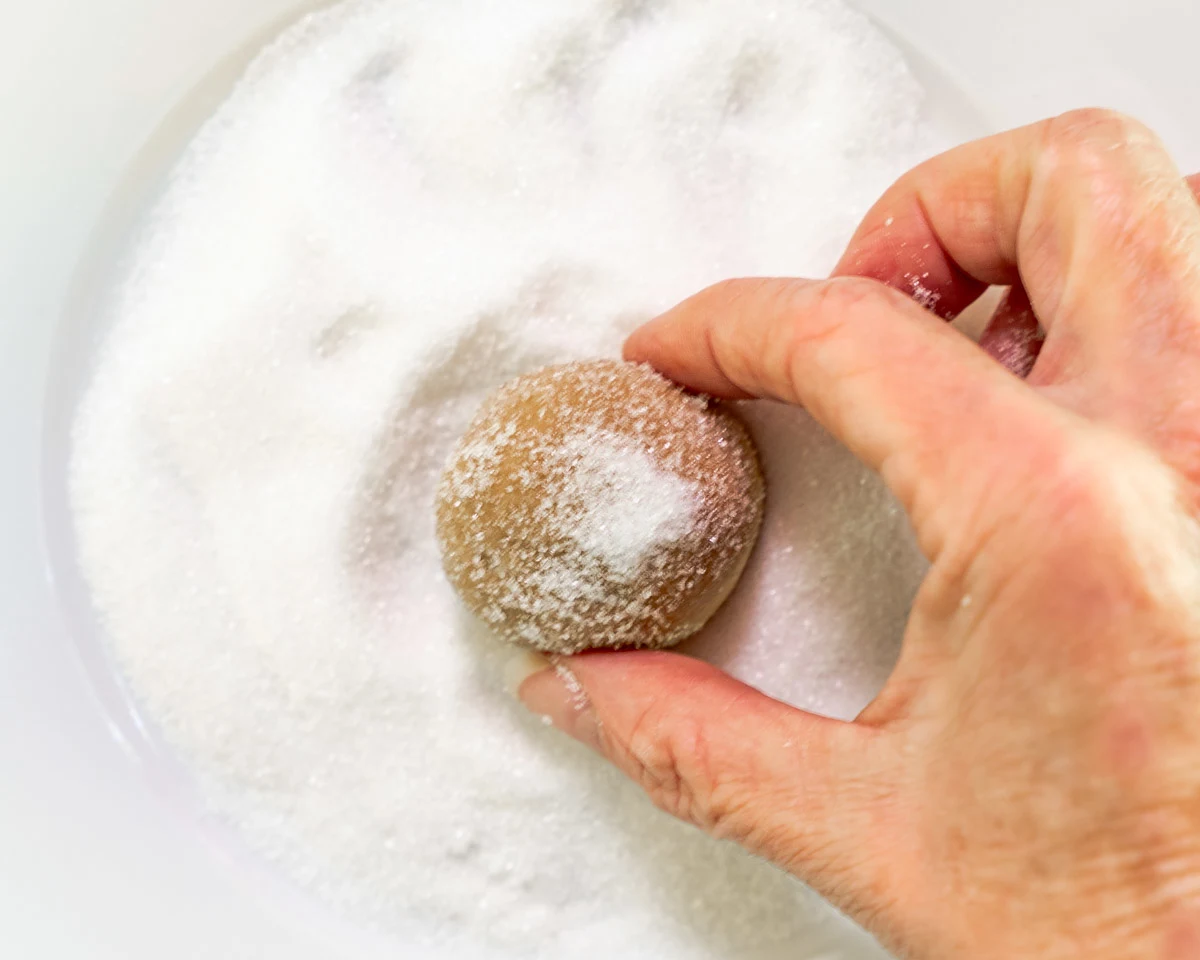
[435,359,764,654]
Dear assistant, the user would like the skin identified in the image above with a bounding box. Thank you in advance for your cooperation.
[517,110,1200,959]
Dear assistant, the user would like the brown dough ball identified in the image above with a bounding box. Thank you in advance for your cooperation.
[435,359,765,654]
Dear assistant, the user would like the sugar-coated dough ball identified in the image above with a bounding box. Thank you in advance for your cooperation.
[436,360,765,654]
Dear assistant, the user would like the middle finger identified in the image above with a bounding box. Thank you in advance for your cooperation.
[834,111,1200,436]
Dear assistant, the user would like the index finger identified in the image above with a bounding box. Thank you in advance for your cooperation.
[624,276,1058,549]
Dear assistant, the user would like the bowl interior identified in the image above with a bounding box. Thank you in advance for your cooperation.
[2,1,1198,957]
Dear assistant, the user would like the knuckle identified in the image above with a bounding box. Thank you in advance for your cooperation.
[703,277,803,395]
[810,275,893,315]
[1046,108,1156,156]
[1039,109,1171,199]
[701,275,750,306]
[1026,431,1133,540]
[1040,437,1109,514]
[623,705,709,822]
[703,276,787,313]
[775,279,881,401]
[615,703,752,840]
[956,429,1116,584]
[1039,109,1157,188]
[1035,110,1200,328]
[705,277,892,406]
[1019,429,1200,602]
[780,277,898,357]
[1052,107,1151,146]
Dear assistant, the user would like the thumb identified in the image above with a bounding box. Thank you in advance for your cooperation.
[514,649,899,910]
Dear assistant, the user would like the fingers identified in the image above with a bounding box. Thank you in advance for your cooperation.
[625,276,1051,543]
[833,110,1200,403]
[832,190,994,323]
[518,651,899,912]
[978,285,1044,379]
[1188,173,1200,202]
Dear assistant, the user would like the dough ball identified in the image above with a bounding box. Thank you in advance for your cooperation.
[435,359,765,654]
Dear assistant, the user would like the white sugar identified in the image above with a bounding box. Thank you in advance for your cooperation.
[553,429,698,580]
[70,0,942,956]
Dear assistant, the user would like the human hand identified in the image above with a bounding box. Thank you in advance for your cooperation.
[516,110,1200,959]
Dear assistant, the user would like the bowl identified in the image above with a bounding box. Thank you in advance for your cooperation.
[1,1,1197,957]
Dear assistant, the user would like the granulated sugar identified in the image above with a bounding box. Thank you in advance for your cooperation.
[70,0,938,956]
[554,429,698,580]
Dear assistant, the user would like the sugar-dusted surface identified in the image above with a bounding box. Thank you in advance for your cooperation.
[70,0,938,956]
[436,361,764,654]
[553,429,698,580]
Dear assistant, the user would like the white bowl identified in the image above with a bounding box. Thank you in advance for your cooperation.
[1,1,1197,957]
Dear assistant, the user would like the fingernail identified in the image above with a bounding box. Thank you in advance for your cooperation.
[516,658,602,752]
[502,649,552,697]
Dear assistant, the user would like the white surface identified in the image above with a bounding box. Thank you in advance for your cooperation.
[0,1,1197,958]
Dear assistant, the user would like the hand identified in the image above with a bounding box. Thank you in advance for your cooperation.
[517,109,1200,960]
